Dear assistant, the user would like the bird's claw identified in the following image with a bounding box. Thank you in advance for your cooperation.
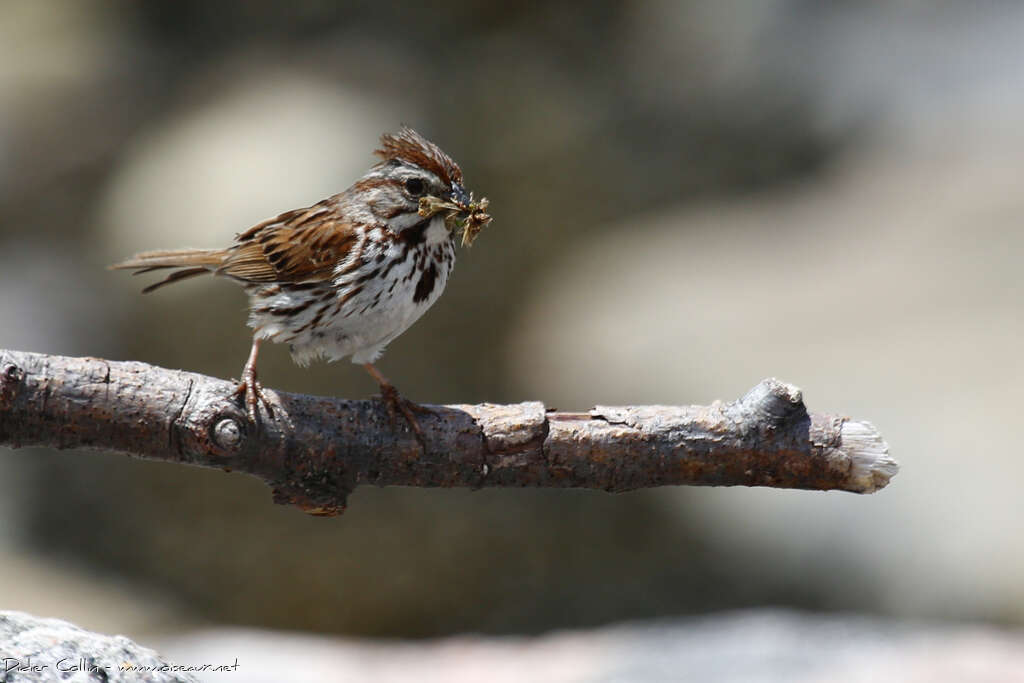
[377,382,428,448]
[233,370,274,423]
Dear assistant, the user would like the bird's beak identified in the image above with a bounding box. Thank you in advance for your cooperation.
[419,196,460,218]
[450,183,471,209]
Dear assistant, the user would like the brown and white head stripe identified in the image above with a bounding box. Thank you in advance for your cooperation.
[374,127,463,187]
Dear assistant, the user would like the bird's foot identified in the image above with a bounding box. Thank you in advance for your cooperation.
[377,381,429,448]
[233,367,274,423]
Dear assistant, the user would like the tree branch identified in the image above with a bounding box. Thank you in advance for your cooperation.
[0,349,897,516]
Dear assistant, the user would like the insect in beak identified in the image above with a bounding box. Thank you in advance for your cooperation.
[418,192,492,247]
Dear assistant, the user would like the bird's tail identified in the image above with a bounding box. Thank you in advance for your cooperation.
[109,248,228,293]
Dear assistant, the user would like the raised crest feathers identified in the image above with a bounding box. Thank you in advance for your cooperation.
[375,127,463,186]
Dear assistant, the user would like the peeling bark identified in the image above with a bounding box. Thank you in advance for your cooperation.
[0,349,897,516]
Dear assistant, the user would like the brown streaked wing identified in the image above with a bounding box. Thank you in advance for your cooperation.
[218,201,359,283]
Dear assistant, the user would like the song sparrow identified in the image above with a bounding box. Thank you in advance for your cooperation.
[111,127,491,438]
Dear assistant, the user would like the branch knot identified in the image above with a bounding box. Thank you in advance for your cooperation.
[212,417,244,452]
[0,363,24,407]
[735,378,807,426]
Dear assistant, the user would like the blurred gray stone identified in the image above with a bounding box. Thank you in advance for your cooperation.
[4,608,1018,683]
[157,610,1024,683]
[0,611,201,682]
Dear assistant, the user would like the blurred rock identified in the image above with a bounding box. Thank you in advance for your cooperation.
[0,610,199,683]
[157,610,1024,683]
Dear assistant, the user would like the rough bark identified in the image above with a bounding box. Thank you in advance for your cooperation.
[0,349,897,516]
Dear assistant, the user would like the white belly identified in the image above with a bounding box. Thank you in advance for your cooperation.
[247,216,456,366]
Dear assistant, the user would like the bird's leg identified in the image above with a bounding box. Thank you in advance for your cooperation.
[233,337,274,422]
[362,363,428,445]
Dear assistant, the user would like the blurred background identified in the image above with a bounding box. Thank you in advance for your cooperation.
[1,0,1023,679]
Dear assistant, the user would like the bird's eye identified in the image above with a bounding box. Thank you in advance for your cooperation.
[404,178,426,196]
